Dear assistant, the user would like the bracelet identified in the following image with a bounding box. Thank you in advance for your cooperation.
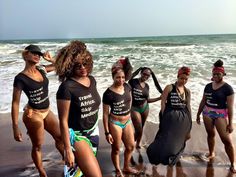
[105,132,110,136]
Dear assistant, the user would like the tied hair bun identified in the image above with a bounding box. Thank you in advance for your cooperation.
[214,59,223,67]
[111,56,133,81]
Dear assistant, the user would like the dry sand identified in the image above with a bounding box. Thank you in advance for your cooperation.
[0,113,235,177]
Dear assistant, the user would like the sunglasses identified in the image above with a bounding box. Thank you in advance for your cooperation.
[30,51,42,56]
[74,62,88,69]
[142,73,151,77]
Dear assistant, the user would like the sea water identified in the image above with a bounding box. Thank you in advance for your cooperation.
[1,34,236,123]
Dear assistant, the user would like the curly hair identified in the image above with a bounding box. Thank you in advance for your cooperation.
[55,40,93,82]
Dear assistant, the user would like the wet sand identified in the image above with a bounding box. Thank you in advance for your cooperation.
[0,113,235,177]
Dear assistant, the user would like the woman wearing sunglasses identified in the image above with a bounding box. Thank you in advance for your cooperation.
[11,44,64,177]
[128,67,162,149]
[55,40,102,177]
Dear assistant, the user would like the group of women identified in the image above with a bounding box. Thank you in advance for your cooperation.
[11,40,235,177]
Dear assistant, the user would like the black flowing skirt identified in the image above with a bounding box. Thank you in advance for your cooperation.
[147,107,192,165]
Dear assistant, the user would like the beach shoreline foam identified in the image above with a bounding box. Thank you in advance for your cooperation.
[0,113,235,177]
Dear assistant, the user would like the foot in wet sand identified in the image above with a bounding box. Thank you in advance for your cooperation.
[199,152,215,161]
[123,167,140,175]
[115,169,124,177]
[230,165,236,173]
[205,153,215,159]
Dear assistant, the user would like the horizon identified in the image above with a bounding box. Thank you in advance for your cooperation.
[1,0,235,41]
[1,32,236,42]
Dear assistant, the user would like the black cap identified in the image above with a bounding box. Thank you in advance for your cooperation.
[25,45,43,56]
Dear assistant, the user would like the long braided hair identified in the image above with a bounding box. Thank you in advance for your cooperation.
[131,67,163,94]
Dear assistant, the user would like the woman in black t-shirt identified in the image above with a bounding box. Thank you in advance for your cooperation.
[11,45,64,177]
[103,57,139,176]
[129,67,162,149]
[147,66,192,165]
[196,60,235,173]
[55,41,102,177]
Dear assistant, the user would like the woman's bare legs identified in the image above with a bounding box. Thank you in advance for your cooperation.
[74,140,102,177]
[131,111,142,149]
[203,116,216,159]
[215,118,236,173]
[44,111,64,159]
[23,112,47,177]
[131,108,149,149]
[109,122,124,176]
[122,123,138,174]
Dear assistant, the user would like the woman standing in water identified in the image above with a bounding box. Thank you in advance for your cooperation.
[11,44,64,177]
[129,67,162,149]
[147,66,192,165]
[55,40,102,177]
[196,59,235,173]
[103,57,139,176]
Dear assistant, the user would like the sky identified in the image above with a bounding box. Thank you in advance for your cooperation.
[0,0,236,40]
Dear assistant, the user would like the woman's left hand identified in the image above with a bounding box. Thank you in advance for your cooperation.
[106,134,114,144]
[43,51,54,63]
[226,124,233,133]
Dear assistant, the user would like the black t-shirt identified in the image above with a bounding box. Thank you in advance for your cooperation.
[166,84,187,109]
[13,67,49,109]
[204,82,234,109]
[129,78,149,106]
[57,76,101,131]
[102,83,131,116]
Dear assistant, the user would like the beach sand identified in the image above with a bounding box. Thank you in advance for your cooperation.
[0,113,235,177]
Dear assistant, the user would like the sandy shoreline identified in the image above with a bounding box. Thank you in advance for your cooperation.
[0,113,235,177]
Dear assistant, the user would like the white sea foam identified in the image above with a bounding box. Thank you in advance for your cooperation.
[1,35,236,122]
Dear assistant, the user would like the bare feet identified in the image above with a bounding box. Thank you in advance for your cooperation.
[230,165,236,173]
[123,167,140,175]
[199,152,215,161]
[115,169,124,177]
[205,152,215,160]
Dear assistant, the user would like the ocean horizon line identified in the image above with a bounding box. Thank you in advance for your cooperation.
[1,32,236,42]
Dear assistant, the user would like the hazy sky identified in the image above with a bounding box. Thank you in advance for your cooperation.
[0,0,236,40]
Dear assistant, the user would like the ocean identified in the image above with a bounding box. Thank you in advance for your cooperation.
[1,34,236,123]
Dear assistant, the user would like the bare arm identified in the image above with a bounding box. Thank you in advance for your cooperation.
[57,99,74,167]
[43,51,55,73]
[196,94,206,125]
[161,85,172,114]
[11,87,23,142]
[226,94,234,133]
[103,103,113,144]
[147,95,162,103]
